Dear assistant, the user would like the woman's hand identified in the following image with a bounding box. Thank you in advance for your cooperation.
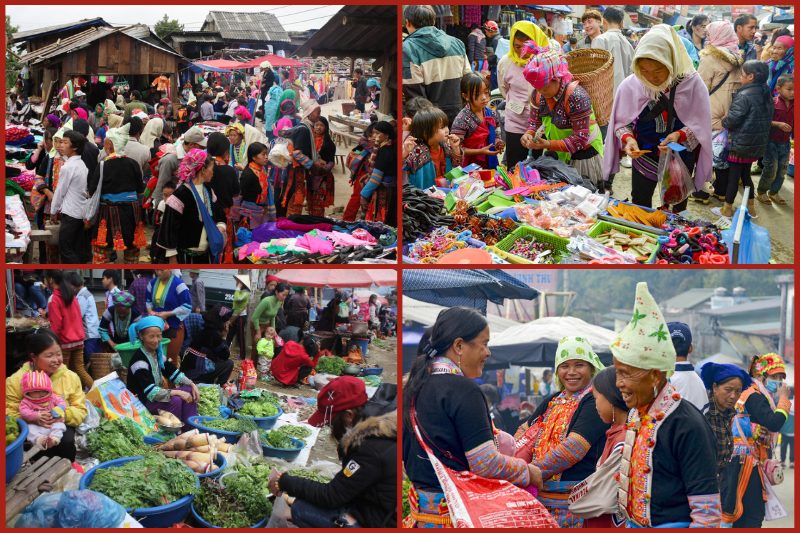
[494,139,506,153]
[527,139,548,151]
[520,132,535,149]
[234,163,244,171]
[402,135,417,159]
[527,464,544,489]
[625,138,643,158]
[480,145,500,156]
[171,389,193,403]
[658,131,682,153]
[268,468,282,496]
[778,382,790,401]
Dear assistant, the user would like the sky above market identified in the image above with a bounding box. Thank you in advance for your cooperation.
[6,5,343,32]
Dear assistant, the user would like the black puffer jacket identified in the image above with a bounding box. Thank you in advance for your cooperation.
[279,411,397,528]
[722,83,774,159]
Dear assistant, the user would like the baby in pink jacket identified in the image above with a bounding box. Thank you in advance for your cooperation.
[19,371,67,449]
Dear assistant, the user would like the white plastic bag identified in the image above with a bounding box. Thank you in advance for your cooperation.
[269,140,292,168]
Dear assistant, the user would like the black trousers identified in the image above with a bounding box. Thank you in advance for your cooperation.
[59,214,90,263]
[726,162,755,204]
[197,359,234,385]
[721,456,765,528]
[631,167,688,212]
[713,167,729,197]
[226,315,247,359]
[30,426,76,462]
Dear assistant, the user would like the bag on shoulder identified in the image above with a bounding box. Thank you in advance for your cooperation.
[568,447,623,518]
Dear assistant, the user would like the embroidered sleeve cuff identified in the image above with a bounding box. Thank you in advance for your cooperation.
[535,432,591,480]
[687,493,721,528]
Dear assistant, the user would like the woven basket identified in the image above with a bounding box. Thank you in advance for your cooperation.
[566,48,614,126]
[89,352,114,380]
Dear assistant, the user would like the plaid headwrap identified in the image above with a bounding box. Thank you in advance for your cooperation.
[113,290,135,308]
[750,353,786,377]
[279,99,297,116]
[177,148,209,182]
[704,389,735,478]
[522,43,573,90]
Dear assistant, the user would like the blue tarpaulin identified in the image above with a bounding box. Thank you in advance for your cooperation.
[188,63,232,73]
[402,269,538,315]
[527,5,572,14]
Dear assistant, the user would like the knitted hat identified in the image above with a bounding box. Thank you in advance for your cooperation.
[610,282,676,378]
[553,336,605,390]
[522,44,573,89]
[21,370,53,396]
[750,353,786,377]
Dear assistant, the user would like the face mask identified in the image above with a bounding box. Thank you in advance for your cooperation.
[765,378,781,393]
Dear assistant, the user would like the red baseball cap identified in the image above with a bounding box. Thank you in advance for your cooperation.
[307,376,368,427]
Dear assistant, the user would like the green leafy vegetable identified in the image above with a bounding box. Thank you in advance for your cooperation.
[195,479,261,528]
[86,418,151,462]
[237,399,279,418]
[202,417,258,433]
[259,429,298,449]
[89,455,197,509]
[220,464,273,522]
[286,468,332,483]
[274,425,312,440]
[198,386,222,417]
[6,417,20,445]
[315,356,347,376]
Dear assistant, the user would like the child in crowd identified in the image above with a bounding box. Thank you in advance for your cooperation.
[150,181,176,263]
[19,371,67,449]
[403,107,463,189]
[256,326,283,380]
[102,269,120,310]
[757,75,794,205]
[401,97,434,161]
[451,72,504,170]
[718,61,774,218]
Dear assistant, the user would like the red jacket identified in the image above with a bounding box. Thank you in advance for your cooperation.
[270,341,321,385]
[770,96,794,143]
[48,288,86,345]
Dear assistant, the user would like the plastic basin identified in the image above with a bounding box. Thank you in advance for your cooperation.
[261,437,304,461]
[232,405,283,431]
[6,418,28,482]
[360,367,383,376]
[348,337,369,357]
[144,435,166,446]
[79,456,198,528]
[188,416,247,444]
[196,453,227,480]
[190,502,268,528]
[114,338,171,367]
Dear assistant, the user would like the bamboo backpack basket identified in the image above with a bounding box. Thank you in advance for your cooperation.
[565,48,614,127]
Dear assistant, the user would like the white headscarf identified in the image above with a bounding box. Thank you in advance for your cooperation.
[140,117,164,149]
[633,24,696,99]
[105,123,131,154]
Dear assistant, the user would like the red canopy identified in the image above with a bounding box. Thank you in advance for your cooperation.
[239,54,305,69]
[273,269,396,288]
[193,59,245,70]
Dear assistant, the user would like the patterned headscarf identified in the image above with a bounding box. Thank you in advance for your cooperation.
[750,353,786,378]
[112,290,135,308]
[235,105,252,121]
[508,21,550,67]
[274,89,297,122]
[553,336,605,390]
[522,44,573,90]
[177,148,209,182]
[105,123,131,153]
[225,123,245,137]
[279,99,297,117]
[705,21,740,55]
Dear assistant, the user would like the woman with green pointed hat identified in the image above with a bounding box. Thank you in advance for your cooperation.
[514,335,608,527]
[612,282,721,527]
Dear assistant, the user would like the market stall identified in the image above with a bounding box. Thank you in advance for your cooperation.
[402,155,766,264]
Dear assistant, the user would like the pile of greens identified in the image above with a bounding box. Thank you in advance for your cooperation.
[238,399,279,418]
[218,464,273,523]
[315,356,347,376]
[195,479,262,528]
[286,468,332,483]
[359,375,382,388]
[202,417,258,434]
[198,386,222,417]
[6,417,20,445]
[86,418,150,462]
[89,454,197,509]
[259,429,299,449]
[274,425,312,440]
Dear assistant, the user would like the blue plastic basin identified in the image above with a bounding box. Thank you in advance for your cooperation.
[232,406,283,430]
[6,418,28,482]
[190,502,268,528]
[188,416,245,444]
[196,453,227,480]
[360,367,383,376]
[80,456,199,528]
[261,436,304,461]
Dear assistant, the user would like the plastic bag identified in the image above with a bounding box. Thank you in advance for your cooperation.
[721,209,771,264]
[268,139,292,168]
[711,129,730,169]
[266,494,297,528]
[86,374,157,434]
[658,149,693,205]
[15,490,126,528]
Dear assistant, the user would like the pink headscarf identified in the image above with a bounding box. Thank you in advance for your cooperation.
[775,35,794,50]
[522,43,573,90]
[73,107,88,121]
[235,105,252,121]
[705,21,739,55]
[176,148,208,182]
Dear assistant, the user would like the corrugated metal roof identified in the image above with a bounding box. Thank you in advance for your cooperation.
[294,5,395,58]
[203,11,290,43]
[698,297,782,316]
[20,25,182,66]
[12,18,110,42]
[661,288,715,311]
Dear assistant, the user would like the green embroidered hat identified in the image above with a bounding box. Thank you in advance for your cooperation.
[554,336,605,390]
[610,282,676,378]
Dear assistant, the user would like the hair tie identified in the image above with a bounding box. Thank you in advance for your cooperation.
[423,345,438,359]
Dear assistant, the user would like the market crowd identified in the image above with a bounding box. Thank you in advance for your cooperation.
[403,282,793,528]
[401,5,793,217]
[9,62,397,264]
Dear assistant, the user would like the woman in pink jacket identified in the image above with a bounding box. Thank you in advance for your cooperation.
[45,271,92,389]
[497,21,552,169]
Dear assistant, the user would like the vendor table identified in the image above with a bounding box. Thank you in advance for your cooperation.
[328,113,369,133]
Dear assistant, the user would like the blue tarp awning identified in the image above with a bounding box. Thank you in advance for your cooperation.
[188,63,231,73]
[402,269,539,315]
[527,5,572,14]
